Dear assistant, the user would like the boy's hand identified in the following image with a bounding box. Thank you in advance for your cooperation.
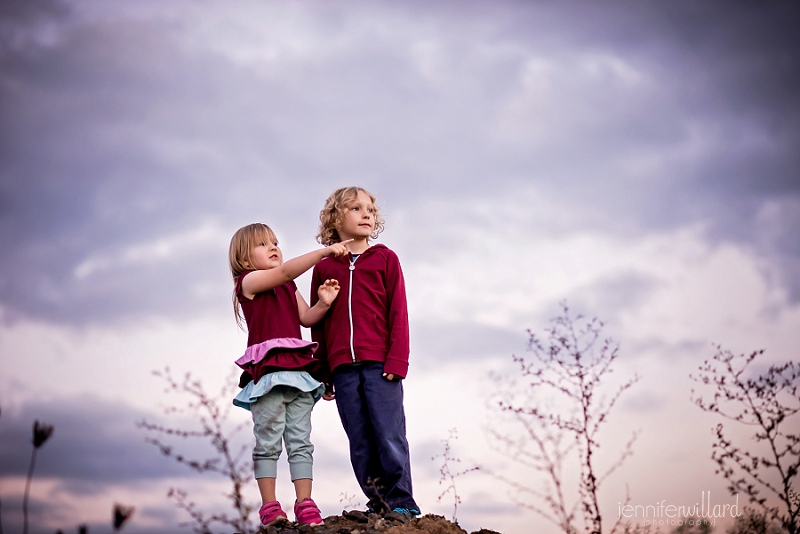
[382,372,400,381]
[323,383,335,401]
[324,239,354,257]
[317,279,340,306]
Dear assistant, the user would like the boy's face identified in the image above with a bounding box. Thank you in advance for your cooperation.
[338,190,376,242]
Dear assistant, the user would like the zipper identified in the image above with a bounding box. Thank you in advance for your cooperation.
[347,254,359,362]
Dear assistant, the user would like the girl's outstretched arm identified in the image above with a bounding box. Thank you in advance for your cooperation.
[241,241,351,299]
[296,279,340,327]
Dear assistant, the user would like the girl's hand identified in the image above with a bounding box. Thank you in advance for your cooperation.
[324,239,354,257]
[317,278,340,306]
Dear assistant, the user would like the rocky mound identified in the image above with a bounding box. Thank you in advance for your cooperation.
[257,511,502,534]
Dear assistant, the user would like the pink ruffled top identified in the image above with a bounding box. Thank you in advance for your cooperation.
[235,337,320,387]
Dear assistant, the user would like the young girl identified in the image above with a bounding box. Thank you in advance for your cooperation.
[310,187,421,520]
[228,223,351,527]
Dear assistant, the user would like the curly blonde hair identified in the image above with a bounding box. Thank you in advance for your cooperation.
[316,186,385,245]
[228,223,278,329]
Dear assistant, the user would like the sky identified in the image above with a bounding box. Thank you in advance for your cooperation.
[1,1,799,533]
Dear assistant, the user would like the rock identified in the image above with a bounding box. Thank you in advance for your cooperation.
[344,510,370,523]
[391,514,468,534]
[256,512,500,534]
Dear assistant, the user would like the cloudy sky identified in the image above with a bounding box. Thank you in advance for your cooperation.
[1,1,799,533]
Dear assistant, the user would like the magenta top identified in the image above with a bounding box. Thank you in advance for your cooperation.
[310,244,410,381]
[237,273,302,346]
[235,272,320,386]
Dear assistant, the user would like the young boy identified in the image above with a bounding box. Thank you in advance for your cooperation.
[310,187,420,519]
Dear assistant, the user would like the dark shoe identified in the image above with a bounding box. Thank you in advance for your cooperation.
[385,507,420,522]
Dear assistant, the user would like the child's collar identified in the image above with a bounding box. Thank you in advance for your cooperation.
[346,241,372,255]
[345,243,385,257]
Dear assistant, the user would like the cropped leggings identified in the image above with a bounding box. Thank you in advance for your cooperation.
[251,385,315,480]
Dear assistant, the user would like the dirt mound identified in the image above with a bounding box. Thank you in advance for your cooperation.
[258,511,502,534]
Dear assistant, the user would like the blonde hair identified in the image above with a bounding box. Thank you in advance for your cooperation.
[316,186,385,246]
[228,223,278,329]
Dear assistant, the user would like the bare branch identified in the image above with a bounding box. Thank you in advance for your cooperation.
[432,428,479,523]
[489,302,638,534]
[690,347,800,534]
[139,368,257,534]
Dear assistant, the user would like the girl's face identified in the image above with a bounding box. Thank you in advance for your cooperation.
[247,237,283,270]
[338,190,376,241]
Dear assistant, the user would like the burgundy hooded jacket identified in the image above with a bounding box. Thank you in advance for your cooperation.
[310,244,410,382]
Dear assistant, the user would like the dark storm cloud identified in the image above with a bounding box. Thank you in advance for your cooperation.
[0,493,78,534]
[460,1,800,239]
[0,395,206,482]
[0,0,328,324]
[0,394,263,533]
[0,491,184,534]
[1,0,798,325]
[644,2,800,297]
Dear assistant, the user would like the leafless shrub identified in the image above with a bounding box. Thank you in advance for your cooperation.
[670,517,713,534]
[619,522,661,534]
[725,506,782,534]
[365,477,389,515]
[489,302,638,534]
[432,428,479,523]
[138,367,256,534]
[690,347,800,534]
[339,492,362,511]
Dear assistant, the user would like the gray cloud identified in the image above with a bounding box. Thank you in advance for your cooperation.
[0,490,183,534]
[0,395,202,482]
[412,321,528,368]
[560,272,662,335]
[1,0,798,325]
[0,395,209,532]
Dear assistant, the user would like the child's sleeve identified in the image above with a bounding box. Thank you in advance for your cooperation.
[309,264,332,384]
[384,250,410,378]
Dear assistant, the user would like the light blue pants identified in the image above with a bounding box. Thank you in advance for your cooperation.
[251,385,315,480]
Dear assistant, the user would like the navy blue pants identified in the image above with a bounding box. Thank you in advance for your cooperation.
[333,362,419,512]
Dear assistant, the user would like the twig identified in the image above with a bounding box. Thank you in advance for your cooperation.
[139,368,256,534]
[690,347,800,534]
[432,428,479,523]
[489,301,638,534]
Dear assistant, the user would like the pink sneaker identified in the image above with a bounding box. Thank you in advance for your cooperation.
[294,497,323,526]
[259,501,288,526]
